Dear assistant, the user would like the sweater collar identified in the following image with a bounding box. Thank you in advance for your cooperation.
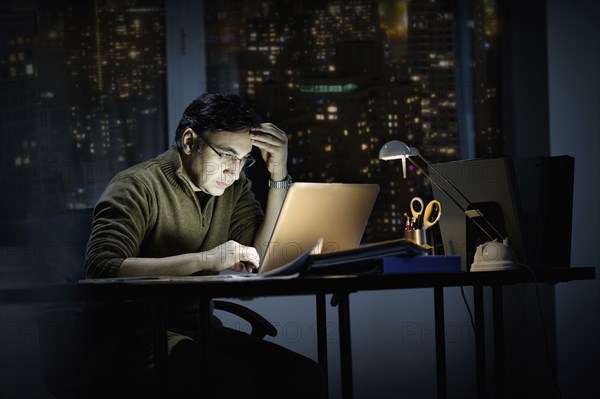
[158,147,188,190]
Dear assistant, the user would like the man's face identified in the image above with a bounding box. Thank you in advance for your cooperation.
[184,129,253,196]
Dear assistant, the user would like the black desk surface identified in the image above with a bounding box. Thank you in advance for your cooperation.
[1,267,595,304]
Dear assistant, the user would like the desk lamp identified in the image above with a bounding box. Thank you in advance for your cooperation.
[378,140,517,271]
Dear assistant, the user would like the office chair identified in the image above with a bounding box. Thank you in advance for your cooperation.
[32,208,277,398]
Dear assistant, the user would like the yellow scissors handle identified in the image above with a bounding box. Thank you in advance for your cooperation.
[423,200,442,229]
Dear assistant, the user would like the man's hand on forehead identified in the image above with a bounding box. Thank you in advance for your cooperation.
[249,123,288,179]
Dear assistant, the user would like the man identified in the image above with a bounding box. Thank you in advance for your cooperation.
[84,93,323,398]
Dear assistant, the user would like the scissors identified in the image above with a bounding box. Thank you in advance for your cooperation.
[410,196,442,230]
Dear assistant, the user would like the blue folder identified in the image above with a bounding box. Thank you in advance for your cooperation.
[381,255,461,274]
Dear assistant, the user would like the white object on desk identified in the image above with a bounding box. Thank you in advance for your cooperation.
[470,238,519,271]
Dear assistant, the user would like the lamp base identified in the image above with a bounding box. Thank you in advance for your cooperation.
[470,260,519,272]
[469,238,519,272]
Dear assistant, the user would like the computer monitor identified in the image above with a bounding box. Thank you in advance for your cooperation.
[431,155,574,271]
[431,156,524,271]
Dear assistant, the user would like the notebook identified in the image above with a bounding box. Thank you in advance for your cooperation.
[257,182,380,276]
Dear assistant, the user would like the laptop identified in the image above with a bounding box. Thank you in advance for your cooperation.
[257,182,380,276]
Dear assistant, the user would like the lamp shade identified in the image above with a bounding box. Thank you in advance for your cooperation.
[378,140,418,160]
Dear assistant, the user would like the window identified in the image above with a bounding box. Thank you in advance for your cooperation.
[0,1,167,224]
[203,0,503,242]
[0,0,504,244]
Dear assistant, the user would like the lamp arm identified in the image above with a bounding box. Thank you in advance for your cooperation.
[405,155,468,213]
[464,209,505,242]
[407,155,504,241]
[414,154,473,208]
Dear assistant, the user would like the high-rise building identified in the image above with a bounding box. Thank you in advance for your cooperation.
[407,0,460,161]
[469,0,503,157]
[64,0,166,204]
[204,0,448,242]
[0,10,43,222]
[0,0,167,219]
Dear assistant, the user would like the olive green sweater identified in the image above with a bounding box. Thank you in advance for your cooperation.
[84,148,264,278]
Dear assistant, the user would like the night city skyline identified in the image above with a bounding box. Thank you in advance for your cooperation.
[1,0,503,244]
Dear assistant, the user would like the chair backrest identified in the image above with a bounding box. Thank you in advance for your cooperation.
[32,209,129,397]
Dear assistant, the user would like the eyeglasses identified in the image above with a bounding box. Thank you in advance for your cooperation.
[200,135,256,168]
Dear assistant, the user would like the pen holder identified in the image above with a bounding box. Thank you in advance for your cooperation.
[404,228,428,248]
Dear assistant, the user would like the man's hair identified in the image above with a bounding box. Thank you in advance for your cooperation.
[173,93,261,148]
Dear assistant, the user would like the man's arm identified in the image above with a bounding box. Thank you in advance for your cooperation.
[248,123,290,259]
[118,240,260,277]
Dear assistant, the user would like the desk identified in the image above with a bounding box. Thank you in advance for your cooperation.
[1,267,595,398]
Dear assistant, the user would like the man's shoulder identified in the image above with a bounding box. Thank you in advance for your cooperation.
[111,149,175,183]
